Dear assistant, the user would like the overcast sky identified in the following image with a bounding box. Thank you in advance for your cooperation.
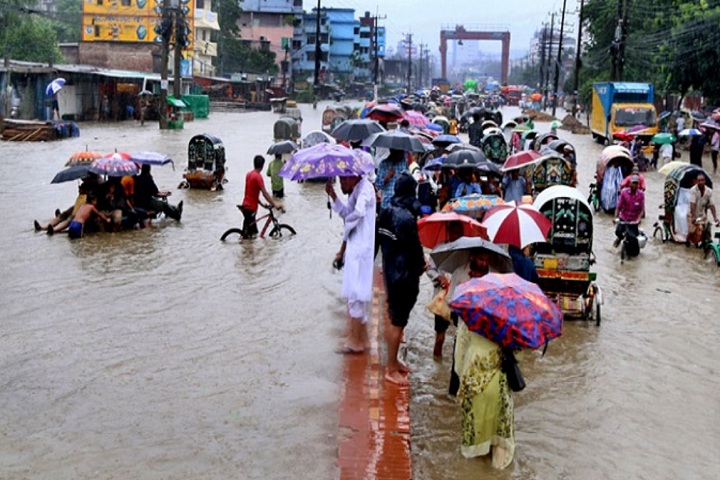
[321,0,581,58]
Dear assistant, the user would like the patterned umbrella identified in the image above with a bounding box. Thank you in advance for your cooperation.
[449,273,563,350]
[501,150,543,172]
[89,153,139,177]
[130,151,174,167]
[45,78,66,96]
[442,194,505,220]
[417,211,488,249]
[279,143,373,181]
[66,149,103,167]
[481,201,552,248]
[678,128,703,137]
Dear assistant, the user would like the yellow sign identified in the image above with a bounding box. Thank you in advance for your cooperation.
[82,0,194,47]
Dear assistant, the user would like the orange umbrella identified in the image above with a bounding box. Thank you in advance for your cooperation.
[530,93,542,101]
[66,150,102,167]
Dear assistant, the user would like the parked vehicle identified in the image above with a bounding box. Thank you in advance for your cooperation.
[532,185,602,324]
[180,134,226,190]
[591,82,658,146]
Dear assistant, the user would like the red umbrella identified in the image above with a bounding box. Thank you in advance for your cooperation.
[403,110,430,127]
[481,202,552,248]
[417,211,488,249]
[367,103,404,123]
[501,150,544,172]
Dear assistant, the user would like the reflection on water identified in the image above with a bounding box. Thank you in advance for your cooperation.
[0,106,718,479]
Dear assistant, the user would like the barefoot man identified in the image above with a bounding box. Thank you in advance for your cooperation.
[378,173,427,385]
[326,173,376,354]
[67,194,111,239]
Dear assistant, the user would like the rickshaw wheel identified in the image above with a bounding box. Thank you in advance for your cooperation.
[269,224,296,239]
[220,228,244,242]
[595,303,601,326]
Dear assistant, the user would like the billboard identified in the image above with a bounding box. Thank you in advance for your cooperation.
[82,0,194,47]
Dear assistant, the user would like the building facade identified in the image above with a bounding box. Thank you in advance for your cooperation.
[193,0,220,76]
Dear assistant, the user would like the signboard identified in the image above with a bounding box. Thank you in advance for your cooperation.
[82,0,194,47]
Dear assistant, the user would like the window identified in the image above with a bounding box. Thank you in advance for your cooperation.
[95,25,100,37]
[196,0,204,9]
[121,0,130,5]
[97,0,102,5]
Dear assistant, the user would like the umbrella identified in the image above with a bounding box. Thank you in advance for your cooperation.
[279,142,373,181]
[331,119,385,142]
[418,212,488,249]
[429,236,513,274]
[658,160,688,175]
[51,164,91,184]
[501,150,543,172]
[425,123,443,133]
[423,157,448,171]
[370,130,425,152]
[66,149,103,167]
[45,78,66,96]
[442,194,505,219]
[432,134,462,147]
[303,130,336,148]
[446,143,482,153]
[130,151,175,168]
[475,160,503,177]
[678,128,703,137]
[651,133,676,145]
[403,110,430,127]
[448,273,563,350]
[481,201,552,248]
[367,103,404,122]
[446,149,486,168]
[267,140,300,155]
[550,120,561,129]
[89,153,140,177]
[139,89,153,96]
[658,111,672,122]
[599,145,631,163]
[530,93,543,101]
[612,129,635,142]
[699,121,720,132]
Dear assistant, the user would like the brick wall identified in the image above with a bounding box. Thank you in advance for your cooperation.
[78,43,159,72]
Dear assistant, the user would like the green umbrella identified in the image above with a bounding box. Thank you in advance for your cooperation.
[652,133,676,145]
[551,120,561,129]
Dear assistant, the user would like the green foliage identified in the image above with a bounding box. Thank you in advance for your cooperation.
[4,17,64,63]
[53,0,82,43]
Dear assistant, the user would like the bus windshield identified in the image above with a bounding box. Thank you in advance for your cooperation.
[615,107,656,127]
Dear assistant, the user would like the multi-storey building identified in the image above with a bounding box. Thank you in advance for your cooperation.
[193,0,220,76]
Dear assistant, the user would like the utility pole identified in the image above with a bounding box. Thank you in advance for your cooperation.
[173,6,182,99]
[406,33,413,95]
[539,23,547,93]
[610,0,622,80]
[159,0,171,129]
[572,0,585,116]
[618,0,630,80]
[371,11,386,95]
[552,0,568,118]
[313,0,322,98]
[418,42,424,89]
[544,13,555,110]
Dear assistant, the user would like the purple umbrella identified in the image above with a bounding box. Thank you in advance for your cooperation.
[278,143,374,181]
[130,151,175,169]
[89,153,140,177]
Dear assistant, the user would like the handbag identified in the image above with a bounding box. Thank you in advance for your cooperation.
[501,349,526,392]
[426,287,452,321]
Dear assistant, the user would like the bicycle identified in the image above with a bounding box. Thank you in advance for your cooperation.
[220,203,296,241]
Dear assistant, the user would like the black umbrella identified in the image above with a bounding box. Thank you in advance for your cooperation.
[475,160,503,177]
[51,164,91,184]
[331,119,385,142]
[446,149,487,168]
[370,130,426,152]
[430,236,513,274]
[267,140,299,155]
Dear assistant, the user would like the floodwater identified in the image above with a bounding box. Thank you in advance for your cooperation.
[0,103,718,480]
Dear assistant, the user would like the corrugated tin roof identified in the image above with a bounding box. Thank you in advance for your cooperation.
[54,64,162,81]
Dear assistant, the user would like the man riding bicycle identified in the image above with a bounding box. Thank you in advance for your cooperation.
[241,155,282,237]
[613,174,645,247]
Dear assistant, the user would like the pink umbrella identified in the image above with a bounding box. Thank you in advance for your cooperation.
[417,211,488,249]
[501,150,544,172]
[481,201,552,248]
[403,110,430,127]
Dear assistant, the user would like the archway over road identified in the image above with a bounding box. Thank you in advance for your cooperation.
[439,25,511,84]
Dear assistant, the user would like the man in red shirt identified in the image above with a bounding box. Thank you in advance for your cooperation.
[241,155,282,236]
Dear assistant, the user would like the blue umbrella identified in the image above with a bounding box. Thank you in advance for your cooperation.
[678,128,703,137]
[46,78,66,96]
[432,134,461,146]
[130,151,175,169]
[425,123,443,133]
[423,157,448,171]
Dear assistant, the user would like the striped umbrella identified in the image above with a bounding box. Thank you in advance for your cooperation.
[481,201,552,248]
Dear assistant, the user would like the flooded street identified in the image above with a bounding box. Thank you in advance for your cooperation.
[1,103,719,479]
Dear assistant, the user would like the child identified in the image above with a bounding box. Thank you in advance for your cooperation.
[67,194,111,239]
[266,153,285,198]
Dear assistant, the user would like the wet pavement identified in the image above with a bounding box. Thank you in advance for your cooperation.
[0,103,718,479]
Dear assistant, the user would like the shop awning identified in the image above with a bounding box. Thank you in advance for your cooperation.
[167,96,187,108]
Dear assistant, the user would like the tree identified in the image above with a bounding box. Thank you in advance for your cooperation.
[4,17,64,63]
[52,0,82,43]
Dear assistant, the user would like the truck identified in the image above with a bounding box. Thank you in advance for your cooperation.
[591,82,658,146]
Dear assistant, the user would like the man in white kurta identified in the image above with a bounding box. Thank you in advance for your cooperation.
[326,175,376,353]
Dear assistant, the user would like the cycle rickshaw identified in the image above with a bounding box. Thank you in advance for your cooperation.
[532,185,602,324]
[181,134,226,190]
[481,130,508,165]
[588,145,634,213]
[530,152,576,194]
[652,163,719,264]
[274,116,301,143]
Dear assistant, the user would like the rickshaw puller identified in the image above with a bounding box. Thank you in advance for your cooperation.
[613,175,645,247]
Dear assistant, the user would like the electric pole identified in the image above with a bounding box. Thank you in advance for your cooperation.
[539,23,547,92]
[313,0,322,98]
[618,0,630,80]
[159,0,170,129]
[406,33,413,95]
[610,0,623,80]
[173,6,182,99]
[572,0,585,116]
[544,13,555,110]
[552,0,568,118]
[371,11,386,92]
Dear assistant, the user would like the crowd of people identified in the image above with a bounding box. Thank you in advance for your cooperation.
[34,164,183,239]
